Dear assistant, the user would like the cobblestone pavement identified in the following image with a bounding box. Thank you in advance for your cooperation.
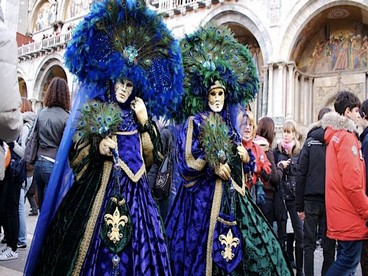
[0,201,363,275]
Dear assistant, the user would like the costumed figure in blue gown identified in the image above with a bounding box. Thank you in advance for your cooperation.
[165,25,292,275]
[24,0,183,275]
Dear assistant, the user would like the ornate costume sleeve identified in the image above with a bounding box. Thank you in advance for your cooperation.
[139,117,163,168]
[69,133,109,182]
[176,115,207,189]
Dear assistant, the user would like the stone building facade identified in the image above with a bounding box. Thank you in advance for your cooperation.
[5,0,368,136]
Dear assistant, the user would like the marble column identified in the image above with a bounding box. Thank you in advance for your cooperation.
[286,64,295,119]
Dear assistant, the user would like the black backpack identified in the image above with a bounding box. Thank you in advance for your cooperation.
[8,147,26,184]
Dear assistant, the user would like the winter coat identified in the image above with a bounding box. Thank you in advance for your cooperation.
[323,112,368,241]
[295,122,326,212]
[274,142,300,202]
[242,139,271,191]
[0,6,22,180]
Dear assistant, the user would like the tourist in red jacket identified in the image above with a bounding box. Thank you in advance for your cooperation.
[241,111,271,207]
[322,91,368,276]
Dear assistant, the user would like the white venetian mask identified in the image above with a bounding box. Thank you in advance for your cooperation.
[115,79,133,104]
[207,87,225,112]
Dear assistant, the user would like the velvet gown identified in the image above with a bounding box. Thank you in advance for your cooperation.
[32,108,171,276]
[165,113,292,276]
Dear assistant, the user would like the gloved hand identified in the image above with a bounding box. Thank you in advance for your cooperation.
[214,162,231,180]
[131,97,148,125]
[99,137,116,156]
[237,145,250,163]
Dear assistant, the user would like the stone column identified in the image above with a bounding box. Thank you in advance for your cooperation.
[267,64,274,116]
[274,62,285,116]
[299,75,306,125]
[262,66,269,116]
[286,64,295,118]
[308,77,314,125]
[294,72,300,122]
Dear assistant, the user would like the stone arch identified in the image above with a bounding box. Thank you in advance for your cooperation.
[17,68,28,98]
[279,0,368,62]
[60,0,72,22]
[200,3,271,63]
[33,54,67,101]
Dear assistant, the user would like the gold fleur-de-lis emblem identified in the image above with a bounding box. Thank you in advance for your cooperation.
[104,207,128,244]
[219,229,240,262]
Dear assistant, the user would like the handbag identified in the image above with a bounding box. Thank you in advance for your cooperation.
[212,182,243,273]
[153,134,173,200]
[23,114,39,165]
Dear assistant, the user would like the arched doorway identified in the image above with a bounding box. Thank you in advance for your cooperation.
[288,4,368,123]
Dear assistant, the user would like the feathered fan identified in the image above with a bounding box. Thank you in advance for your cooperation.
[199,112,234,169]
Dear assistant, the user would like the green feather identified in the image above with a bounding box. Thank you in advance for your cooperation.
[199,113,234,169]
[73,100,123,148]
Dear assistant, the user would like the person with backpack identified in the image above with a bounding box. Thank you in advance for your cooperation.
[16,97,36,249]
[296,107,335,276]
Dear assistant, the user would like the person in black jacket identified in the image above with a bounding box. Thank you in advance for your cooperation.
[274,119,303,275]
[296,107,335,276]
[359,100,368,276]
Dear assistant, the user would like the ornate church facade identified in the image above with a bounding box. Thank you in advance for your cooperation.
[5,0,368,133]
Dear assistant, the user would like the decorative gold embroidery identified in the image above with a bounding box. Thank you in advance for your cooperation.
[104,206,129,244]
[72,161,112,276]
[183,180,197,188]
[115,130,138,135]
[141,132,154,167]
[118,159,145,182]
[219,229,240,262]
[75,164,89,182]
[206,179,223,276]
[185,116,206,171]
[113,134,146,182]
[217,217,237,226]
[71,143,91,168]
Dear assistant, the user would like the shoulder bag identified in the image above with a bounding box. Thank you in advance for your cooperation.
[23,114,39,165]
[153,134,173,200]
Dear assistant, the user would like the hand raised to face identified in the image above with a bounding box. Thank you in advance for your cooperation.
[130,97,148,125]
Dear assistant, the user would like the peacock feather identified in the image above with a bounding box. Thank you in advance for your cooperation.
[199,113,234,169]
[73,100,123,150]
[175,25,259,123]
[64,0,183,120]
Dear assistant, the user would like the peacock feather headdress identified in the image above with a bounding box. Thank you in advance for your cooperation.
[175,24,258,122]
[64,0,183,120]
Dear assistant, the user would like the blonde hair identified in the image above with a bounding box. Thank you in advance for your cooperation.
[283,120,297,134]
[282,119,302,153]
[246,110,257,139]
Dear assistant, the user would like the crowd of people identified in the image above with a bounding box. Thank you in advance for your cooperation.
[1,0,368,275]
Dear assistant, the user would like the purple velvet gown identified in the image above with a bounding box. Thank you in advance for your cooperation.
[30,109,171,276]
[165,113,292,276]
[79,110,171,275]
